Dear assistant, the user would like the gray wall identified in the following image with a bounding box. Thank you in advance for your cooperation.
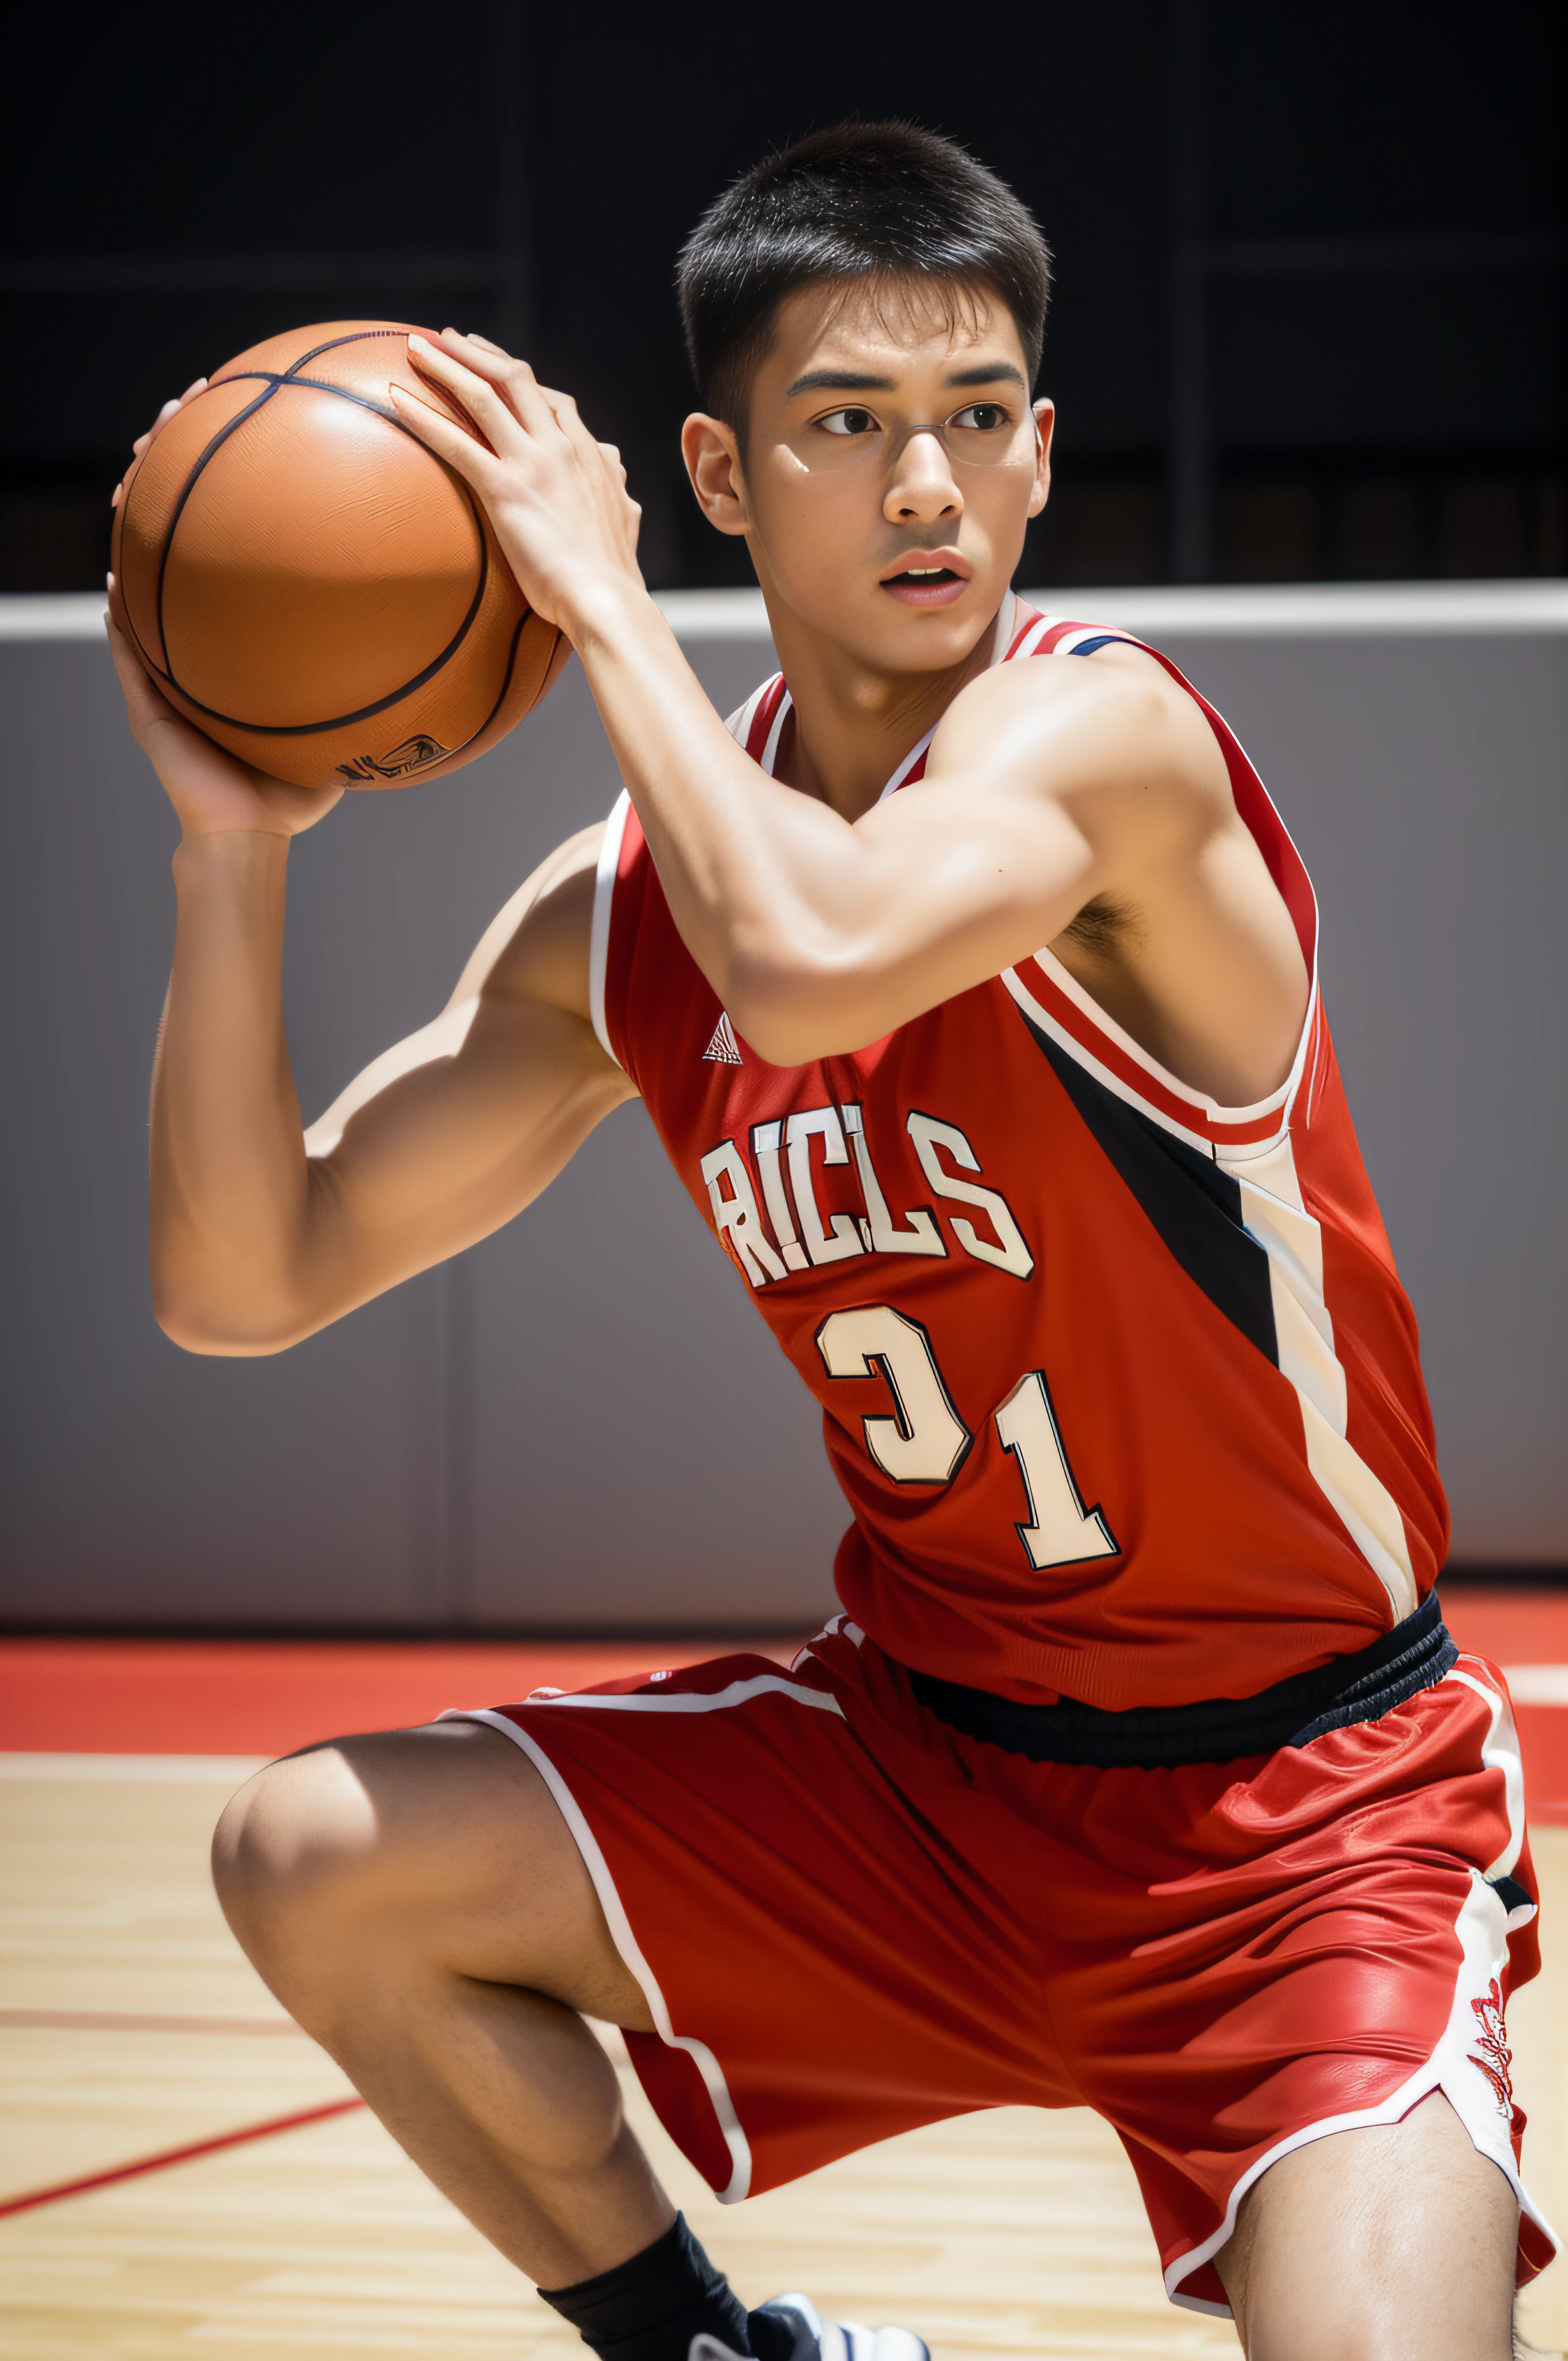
[2,584,1564,1631]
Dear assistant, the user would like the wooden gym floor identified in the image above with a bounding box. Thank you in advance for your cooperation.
[2,1602,1565,2360]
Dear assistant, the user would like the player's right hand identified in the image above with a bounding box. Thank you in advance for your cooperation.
[107,618,345,840]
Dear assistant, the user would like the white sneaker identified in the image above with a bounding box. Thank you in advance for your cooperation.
[690,2292,930,2361]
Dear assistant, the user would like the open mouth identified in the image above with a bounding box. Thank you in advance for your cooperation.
[879,560,971,608]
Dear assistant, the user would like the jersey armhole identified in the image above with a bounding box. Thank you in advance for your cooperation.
[589,790,632,1069]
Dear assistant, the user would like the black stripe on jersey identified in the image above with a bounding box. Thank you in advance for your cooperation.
[1018,1014,1280,1366]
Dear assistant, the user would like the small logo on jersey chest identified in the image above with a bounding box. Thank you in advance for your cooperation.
[703,1012,743,1065]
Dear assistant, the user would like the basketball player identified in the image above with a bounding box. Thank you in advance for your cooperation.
[109,125,1553,2361]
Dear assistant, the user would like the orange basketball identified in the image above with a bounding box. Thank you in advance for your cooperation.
[109,321,567,791]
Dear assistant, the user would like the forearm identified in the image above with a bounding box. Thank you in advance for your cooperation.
[571,587,847,979]
[151,832,313,1349]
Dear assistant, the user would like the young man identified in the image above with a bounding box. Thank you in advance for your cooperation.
[111,124,1551,2361]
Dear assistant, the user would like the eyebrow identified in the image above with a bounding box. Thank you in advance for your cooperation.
[784,360,1028,398]
[946,361,1027,391]
[784,368,896,397]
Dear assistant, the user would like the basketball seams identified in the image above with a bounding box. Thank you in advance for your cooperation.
[148,366,496,738]
[154,517,491,737]
[151,382,288,689]
[419,606,551,783]
[122,320,553,785]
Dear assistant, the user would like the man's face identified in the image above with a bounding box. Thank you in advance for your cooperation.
[684,278,1052,676]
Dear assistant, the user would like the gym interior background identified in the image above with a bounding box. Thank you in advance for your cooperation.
[2,0,1565,1635]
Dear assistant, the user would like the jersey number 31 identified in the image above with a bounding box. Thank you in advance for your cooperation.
[815,1305,1118,1571]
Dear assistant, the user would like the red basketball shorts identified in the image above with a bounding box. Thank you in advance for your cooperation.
[446,1623,1555,2316]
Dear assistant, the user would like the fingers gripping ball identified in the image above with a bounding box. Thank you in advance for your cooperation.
[109,322,568,790]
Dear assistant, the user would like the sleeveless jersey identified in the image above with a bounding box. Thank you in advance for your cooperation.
[589,599,1449,1710]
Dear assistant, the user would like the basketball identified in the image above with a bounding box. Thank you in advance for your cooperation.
[108,321,567,791]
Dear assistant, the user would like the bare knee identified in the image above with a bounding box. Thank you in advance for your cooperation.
[213,1740,384,1959]
[211,1721,650,2035]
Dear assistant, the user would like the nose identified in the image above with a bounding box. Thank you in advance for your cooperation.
[883,426,963,527]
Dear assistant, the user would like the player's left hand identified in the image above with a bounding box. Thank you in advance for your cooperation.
[389,330,643,638]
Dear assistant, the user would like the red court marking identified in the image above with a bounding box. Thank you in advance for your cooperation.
[1441,1586,1568,1824]
[1,1601,1561,1819]
[0,2096,365,2219]
[0,1634,800,1758]
[1439,1585,1568,1664]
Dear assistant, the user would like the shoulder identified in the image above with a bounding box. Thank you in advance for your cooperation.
[931,634,1229,814]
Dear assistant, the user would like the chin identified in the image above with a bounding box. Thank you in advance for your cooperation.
[872,597,996,670]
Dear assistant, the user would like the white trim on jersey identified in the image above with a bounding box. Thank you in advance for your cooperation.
[439,1704,756,2204]
[1164,1661,1556,2314]
[733,595,1023,799]
[995,621,1426,1626]
[723,676,778,750]
[1224,1134,1419,1623]
[759,689,791,776]
[589,791,632,1067]
[1450,1662,1531,1888]
[878,728,935,801]
[510,1670,846,1720]
[1009,608,1054,659]
[608,605,1420,1632]
[998,953,1313,1159]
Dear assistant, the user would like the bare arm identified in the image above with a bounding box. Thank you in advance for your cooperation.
[114,632,632,1356]
[391,334,1307,1104]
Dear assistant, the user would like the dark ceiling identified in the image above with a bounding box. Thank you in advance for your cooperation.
[2,0,1562,591]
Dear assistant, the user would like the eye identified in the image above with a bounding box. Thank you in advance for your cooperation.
[948,402,1011,432]
[818,406,880,437]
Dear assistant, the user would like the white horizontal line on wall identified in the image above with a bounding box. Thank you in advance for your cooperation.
[3,579,1565,648]
[1026,581,1568,636]
[0,1751,268,1781]
[1503,1665,1568,1706]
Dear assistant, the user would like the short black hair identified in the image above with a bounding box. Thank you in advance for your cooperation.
[677,120,1052,431]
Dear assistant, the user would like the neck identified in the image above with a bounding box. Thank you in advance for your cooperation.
[763,599,1009,819]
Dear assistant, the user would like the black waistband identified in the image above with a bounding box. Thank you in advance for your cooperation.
[906,1591,1457,1769]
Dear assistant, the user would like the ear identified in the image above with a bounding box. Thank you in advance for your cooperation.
[1027,398,1056,521]
[681,413,751,537]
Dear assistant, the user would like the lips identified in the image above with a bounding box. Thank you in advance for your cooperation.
[879,550,973,609]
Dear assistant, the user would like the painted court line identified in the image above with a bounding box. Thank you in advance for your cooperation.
[0,2008,307,2037]
[0,2096,365,2219]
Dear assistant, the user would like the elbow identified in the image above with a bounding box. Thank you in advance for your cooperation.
[725,945,875,1068]
[150,1274,310,1359]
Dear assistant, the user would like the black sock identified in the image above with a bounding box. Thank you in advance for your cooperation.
[538,2214,755,2361]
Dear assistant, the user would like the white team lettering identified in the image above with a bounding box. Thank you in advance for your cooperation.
[699,1142,787,1288]
[749,1121,810,1272]
[697,1107,1028,1284]
[906,1112,1034,1280]
[786,1106,865,1265]
[840,1103,944,1258]
[994,1370,1118,1566]
[816,1306,972,1484]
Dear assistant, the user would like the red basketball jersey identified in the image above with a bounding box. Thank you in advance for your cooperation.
[590,601,1449,1708]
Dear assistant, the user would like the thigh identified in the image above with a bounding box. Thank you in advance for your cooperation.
[1217,2090,1518,2361]
[214,1717,651,2027]
[450,1645,1077,2202]
[1049,1662,1554,2317]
